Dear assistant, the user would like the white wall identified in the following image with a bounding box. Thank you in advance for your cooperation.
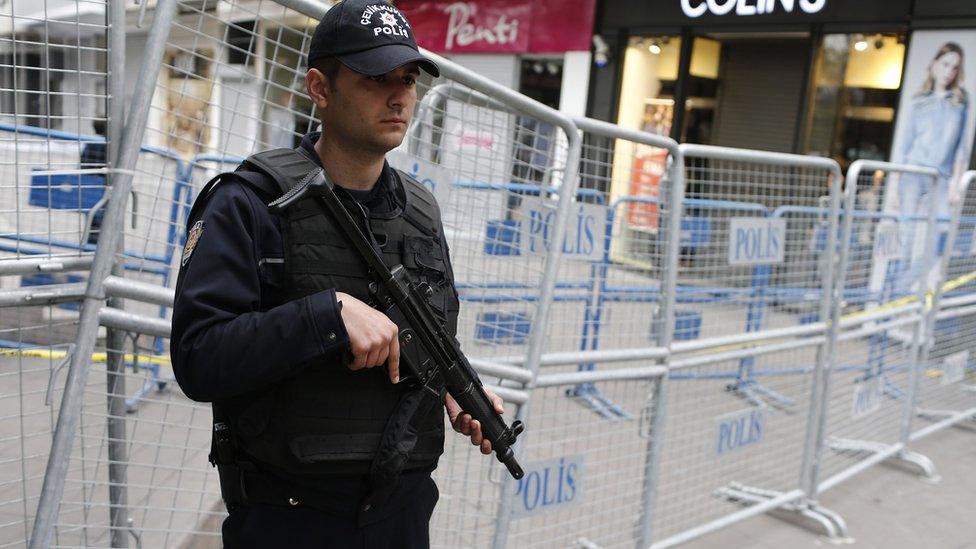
[559,51,591,118]
[444,54,521,89]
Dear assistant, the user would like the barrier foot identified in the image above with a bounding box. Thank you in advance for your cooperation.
[566,383,630,420]
[125,364,171,413]
[915,408,970,422]
[726,379,795,410]
[880,375,904,400]
[893,449,941,483]
[853,371,904,400]
[715,483,852,544]
[827,438,940,483]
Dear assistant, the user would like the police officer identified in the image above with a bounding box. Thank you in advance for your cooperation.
[171,1,504,546]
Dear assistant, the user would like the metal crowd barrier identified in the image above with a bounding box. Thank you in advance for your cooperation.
[911,170,976,441]
[648,146,845,547]
[810,161,943,505]
[23,0,585,546]
[0,1,117,546]
[9,0,976,547]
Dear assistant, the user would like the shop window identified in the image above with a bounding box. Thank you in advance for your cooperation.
[615,35,720,141]
[0,48,65,129]
[616,36,681,136]
[513,59,562,188]
[803,33,905,169]
[227,20,258,66]
[682,37,721,144]
[613,36,683,245]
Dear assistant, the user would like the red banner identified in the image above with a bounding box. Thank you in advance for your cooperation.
[397,0,596,54]
[628,150,668,230]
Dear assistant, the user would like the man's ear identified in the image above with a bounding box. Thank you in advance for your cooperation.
[305,68,330,110]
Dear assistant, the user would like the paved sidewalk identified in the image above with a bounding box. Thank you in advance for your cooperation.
[685,425,976,549]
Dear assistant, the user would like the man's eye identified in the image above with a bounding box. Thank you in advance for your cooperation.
[404,76,416,86]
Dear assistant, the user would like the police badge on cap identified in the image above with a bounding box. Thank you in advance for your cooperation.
[306,0,440,77]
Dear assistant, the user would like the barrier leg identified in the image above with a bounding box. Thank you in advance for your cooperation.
[106,327,132,548]
[28,2,179,546]
[105,5,133,542]
[826,438,940,481]
[567,290,630,420]
[123,333,172,412]
[857,260,905,399]
[728,265,795,409]
[714,482,852,543]
[567,247,628,420]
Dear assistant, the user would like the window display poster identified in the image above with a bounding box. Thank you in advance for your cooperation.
[870,30,976,297]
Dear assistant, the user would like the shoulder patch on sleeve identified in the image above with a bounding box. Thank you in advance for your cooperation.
[181,220,205,267]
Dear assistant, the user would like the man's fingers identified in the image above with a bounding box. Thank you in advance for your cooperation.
[449,411,496,454]
[376,345,390,369]
[364,348,381,370]
[491,394,505,415]
[445,397,461,425]
[352,345,367,370]
[388,332,400,383]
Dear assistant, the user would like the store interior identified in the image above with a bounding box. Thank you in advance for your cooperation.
[616,31,907,170]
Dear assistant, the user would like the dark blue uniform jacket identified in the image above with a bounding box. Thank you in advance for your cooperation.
[171,133,439,520]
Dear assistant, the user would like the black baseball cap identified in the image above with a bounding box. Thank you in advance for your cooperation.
[306,0,439,78]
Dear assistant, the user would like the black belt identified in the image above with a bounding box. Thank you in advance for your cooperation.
[230,467,422,526]
[239,469,358,516]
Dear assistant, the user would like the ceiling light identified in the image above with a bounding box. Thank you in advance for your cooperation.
[649,42,662,55]
[854,39,868,52]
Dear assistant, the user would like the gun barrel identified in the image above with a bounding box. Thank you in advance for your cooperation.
[498,447,524,479]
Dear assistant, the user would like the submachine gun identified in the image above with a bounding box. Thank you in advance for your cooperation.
[270,167,525,480]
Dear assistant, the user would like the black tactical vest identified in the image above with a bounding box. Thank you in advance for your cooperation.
[202,148,460,479]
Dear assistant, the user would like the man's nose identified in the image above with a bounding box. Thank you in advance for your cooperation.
[389,84,410,110]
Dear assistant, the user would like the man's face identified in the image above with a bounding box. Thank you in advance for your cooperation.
[309,62,420,155]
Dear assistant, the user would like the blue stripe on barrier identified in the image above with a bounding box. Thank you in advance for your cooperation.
[458,294,591,304]
[474,312,532,344]
[29,173,106,210]
[0,235,169,265]
[456,281,593,290]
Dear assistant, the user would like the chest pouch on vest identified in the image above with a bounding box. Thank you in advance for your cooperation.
[403,235,442,272]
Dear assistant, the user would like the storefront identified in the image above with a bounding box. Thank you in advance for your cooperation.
[589,0,976,170]
[397,0,597,117]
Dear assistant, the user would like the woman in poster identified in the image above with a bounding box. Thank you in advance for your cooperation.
[894,42,970,293]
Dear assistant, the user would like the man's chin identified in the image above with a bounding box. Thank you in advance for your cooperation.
[374,135,406,154]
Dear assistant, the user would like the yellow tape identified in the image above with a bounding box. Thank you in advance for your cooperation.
[3,268,975,365]
[0,347,170,365]
[843,268,976,323]
[683,267,976,356]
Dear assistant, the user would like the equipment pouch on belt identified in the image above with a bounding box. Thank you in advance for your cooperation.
[211,421,246,510]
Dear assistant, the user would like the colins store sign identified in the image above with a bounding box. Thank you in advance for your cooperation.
[681,0,825,17]
[600,0,911,29]
[397,0,596,54]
